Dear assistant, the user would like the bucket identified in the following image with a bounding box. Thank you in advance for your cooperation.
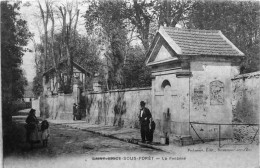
[160,137,166,144]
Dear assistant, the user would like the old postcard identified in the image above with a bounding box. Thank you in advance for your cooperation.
[2,0,259,168]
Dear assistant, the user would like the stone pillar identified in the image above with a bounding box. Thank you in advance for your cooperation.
[73,76,83,104]
[73,81,79,104]
[93,82,102,92]
[42,76,48,95]
[93,73,102,92]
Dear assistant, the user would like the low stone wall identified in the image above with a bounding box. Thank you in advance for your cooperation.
[83,87,152,128]
[233,125,259,143]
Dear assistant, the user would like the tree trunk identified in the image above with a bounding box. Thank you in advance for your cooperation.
[38,0,49,72]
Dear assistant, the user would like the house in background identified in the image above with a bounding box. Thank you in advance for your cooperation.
[42,60,90,96]
[146,26,244,141]
[40,60,91,120]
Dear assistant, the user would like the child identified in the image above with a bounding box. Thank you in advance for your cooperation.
[41,120,50,147]
[148,118,156,143]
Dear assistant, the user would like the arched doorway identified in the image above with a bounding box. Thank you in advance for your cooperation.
[161,80,172,134]
[161,80,172,110]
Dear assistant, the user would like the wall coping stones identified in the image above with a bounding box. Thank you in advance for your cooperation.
[47,93,73,98]
[85,87,152,95]
[232,71,260,80]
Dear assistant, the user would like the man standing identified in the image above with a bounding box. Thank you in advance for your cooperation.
[139,101,152,143]
[73,103,77,120]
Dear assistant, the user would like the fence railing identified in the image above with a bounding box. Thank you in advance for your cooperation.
[190,122,259,147]
[77,114,260,147]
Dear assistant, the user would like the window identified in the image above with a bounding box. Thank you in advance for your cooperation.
[161,80,171,89]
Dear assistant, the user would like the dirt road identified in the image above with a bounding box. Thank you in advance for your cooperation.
[4,116,259,168]
[3,117,165,168]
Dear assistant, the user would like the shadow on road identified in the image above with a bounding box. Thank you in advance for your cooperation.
[3,121,33,157]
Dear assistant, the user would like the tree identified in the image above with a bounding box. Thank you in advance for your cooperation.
[38,0,51,72]
[122,45,151,88]
[56,1,80,92]
[1,1,32,134]
[125,0,157,50]
[84,0,129,89]
[32,30,101,95]
[73,36,101,74]
[188,1,260,73]
[31,35,51,96]
[32,73,43,98]
[1,1,32,102]
[125,0,193,50]
[35,1,81,93]
[155,0,192,27]
[84,0,195,89]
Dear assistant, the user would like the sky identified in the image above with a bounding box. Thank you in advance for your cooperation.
[20,0,88,82]
[20,1,37,82]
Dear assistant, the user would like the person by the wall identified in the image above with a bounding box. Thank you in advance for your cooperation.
[138,101,152,143]
[73,103,77,120]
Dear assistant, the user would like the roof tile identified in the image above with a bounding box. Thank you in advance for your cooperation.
[163,27,243,56]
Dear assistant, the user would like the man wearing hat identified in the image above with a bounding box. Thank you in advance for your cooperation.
[138,101,152,143]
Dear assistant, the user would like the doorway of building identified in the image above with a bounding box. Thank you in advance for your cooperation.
[161,80,172,134]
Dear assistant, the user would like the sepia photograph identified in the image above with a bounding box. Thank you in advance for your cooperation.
[1,0,259,168]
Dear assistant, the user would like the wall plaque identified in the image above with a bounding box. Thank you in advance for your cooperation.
[193,85,205,106]
[210,80,224,105]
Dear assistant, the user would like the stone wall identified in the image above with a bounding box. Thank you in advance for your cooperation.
[232,71,260,143]
[83,88,152,128]
[188,61,239,140]
[233,125,259,143]
[40,94,75,120]
[232,71,260,124]
[38,71,259,142]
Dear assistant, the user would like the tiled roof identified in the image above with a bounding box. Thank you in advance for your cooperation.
[43,60,90,76]
[162,27,244,56]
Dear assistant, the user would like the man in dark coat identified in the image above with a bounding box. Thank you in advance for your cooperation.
[138,101,152,143]
[73,103,77,120]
